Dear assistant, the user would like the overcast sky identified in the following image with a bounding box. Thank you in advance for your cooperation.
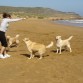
[0,0,83,16]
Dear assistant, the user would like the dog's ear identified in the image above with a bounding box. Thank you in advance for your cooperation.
[24,38,29,41]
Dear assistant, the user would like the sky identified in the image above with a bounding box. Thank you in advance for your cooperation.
[0,0,83,16]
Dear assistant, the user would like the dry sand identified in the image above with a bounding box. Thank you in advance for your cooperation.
[0,19,83,83]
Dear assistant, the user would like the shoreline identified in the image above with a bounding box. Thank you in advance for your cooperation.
[53,19,83,27]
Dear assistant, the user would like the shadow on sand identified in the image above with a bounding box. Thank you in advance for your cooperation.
[20,53,49,59]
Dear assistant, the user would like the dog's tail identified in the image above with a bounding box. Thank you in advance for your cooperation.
[67,36,73,41]
[15,34,20,39]
[46,41,53,48]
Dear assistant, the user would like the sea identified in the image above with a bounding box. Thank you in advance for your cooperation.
[55,20,83,27]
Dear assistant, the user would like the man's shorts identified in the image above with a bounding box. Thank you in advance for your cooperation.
[0,31,8,47]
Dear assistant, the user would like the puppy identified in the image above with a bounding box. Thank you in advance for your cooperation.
[56,36,73,54]
[6,34,20,47]
[23,38,53,59]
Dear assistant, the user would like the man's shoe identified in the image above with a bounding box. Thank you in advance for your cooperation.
[0,54,6,59]
[4,54,11,58]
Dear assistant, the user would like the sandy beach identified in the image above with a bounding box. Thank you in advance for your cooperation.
[0,19,83,83]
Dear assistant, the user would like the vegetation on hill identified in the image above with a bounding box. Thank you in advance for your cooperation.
[0,6,82,19]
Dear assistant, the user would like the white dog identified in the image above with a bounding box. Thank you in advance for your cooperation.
[23,38,53,59]
[56,36,73,54]
[6,34,20,47]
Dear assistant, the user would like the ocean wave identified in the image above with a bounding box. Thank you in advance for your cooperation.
[55,20,83,27]
[66,20,83,23]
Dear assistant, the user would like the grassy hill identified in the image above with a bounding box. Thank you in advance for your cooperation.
[0,6,81,19]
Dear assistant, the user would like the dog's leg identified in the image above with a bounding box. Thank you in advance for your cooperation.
[39,54,42,59]
[59,47,62,54]
[16,40,19,47]
[31,55,35,58]
[67,44,72,53]
[31,52,35,58]
[31,54,35,58]
[8,41,12,47]
[56,48,59,54]
[28,49,33,59]
[38,51,43,59]
[69,47,72,52]
[28,53,33,59]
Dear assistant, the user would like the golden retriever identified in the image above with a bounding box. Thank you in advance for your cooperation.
[6,34,20,47]
[23,38,53,59]
[56,36,73,54]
